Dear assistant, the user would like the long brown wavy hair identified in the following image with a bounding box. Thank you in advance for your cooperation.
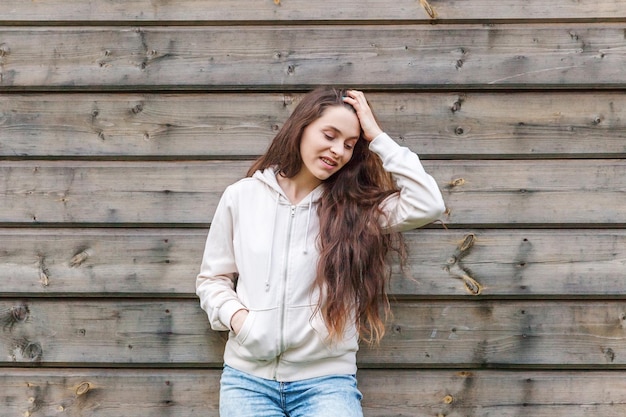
[247,87,406,345]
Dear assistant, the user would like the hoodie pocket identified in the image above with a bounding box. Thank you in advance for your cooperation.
[283,306,359,362]
[234,309,280,361]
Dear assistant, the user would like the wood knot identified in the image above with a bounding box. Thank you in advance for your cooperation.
[38,257,50,286]
[70,250,91,267]
[75,381,92,396]
[459,233,475,251]
[460,274,482,295]
[443,394,454,404]
[23,342,43,361]
[419,0,437,19]
[444,234,482,295]
[448,178,465,188]
[2,306,30,332]
[131,103,144,114]
[602,347,616,362]
[12,340,42,362]
[12,305,30,322]
[282,95,294,106]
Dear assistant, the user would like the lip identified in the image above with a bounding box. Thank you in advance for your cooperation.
[320,156,338,169]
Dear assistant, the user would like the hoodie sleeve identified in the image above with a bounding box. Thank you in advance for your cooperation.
[369,132,446,232]
[196,186,247,331]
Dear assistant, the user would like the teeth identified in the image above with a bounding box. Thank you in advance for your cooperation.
[321,157,336,166]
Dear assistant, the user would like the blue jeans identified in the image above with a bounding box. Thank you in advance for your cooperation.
[219,365,364,417]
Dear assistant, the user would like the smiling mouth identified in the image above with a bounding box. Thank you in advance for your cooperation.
[320,157,337,167]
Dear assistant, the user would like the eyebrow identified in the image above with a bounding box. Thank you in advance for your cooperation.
[324,126,360,141]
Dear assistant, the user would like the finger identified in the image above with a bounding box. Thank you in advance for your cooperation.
[346,90,364,102]
[344,94,367,112]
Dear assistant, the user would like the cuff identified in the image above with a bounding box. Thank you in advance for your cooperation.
[219,299,247,330]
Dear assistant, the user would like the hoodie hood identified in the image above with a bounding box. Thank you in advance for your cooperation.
[252,166,325,205]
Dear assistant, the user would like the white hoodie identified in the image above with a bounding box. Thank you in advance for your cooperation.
[196,133,445,382]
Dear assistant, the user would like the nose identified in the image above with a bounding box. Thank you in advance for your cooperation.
[330,142,344,157]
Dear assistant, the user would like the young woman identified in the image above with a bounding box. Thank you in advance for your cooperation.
[196,88,445,417]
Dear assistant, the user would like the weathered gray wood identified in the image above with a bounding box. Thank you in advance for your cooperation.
[2,1,623,415]
[0,93,287,158]
[0,228,204,296]
[1,25,626,89]
[2,92,626,158]
[369,300,626,367]
[439,159,626,225]
[2,228,626,298]
[1,368,625,417]
[2,299,626,366]
[0,299,225,366]
[359,369,626,417]
[0,160,247,225]
[0,368,220,417]
[1,160,625,225]
[1,0,625,22]
[400,229,626,297]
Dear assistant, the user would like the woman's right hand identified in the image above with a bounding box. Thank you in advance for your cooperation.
[230,308,249,334]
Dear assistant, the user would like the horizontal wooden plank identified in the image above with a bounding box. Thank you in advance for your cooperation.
[1,368,625,417]
[2,299,626,367]
[0,228,204,296]
[1,160,625,225]
[0,299,225,366]
[2,92,626,158]
[400,229,626,297]
[1,0,625,22]
[1,25,626,89]
[438,159,626,226]
[3,228,626,298]
[0,160,247,225]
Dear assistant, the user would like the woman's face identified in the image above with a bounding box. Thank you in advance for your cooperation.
[298,105,361,183]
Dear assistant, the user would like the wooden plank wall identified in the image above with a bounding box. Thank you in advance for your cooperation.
[1,1,626,416]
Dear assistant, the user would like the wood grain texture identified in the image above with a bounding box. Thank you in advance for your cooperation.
[2,228,626,298]
[1,0,624,415]
[2,92,626,158]
[0,160,246,225]
[1,25,626,89]
[1,368,625,417]
[1,0,625,22]
[1,159,625,225]
[358,369,626,417]
[2,299,626,367]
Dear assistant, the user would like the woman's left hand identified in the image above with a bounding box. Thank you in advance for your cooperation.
[342,90,383,142]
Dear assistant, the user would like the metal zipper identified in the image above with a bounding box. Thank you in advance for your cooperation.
[273,204,296,380]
